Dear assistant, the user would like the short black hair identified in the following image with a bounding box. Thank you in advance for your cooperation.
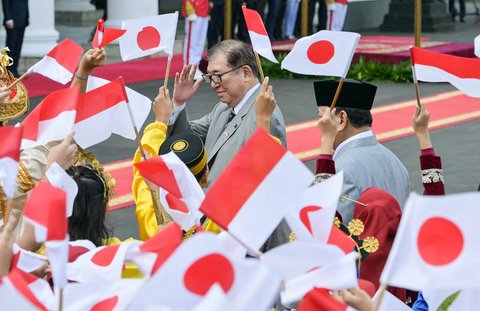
[206,40,259,78]
[67,166,112,247]
[336,107,373,128]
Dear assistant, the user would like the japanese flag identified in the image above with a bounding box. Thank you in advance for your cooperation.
[67,241,140,283]
[27,38,84,84]
[20,86,80,150]
[242,6,278,63]
[281,30,360,78]
[286,171,343,243]
[130,233,280,311]
[119,12,178,61]
[200,129,314,251]
[63,279,144,311]
[0,126,22,197]
[381,192,480,290]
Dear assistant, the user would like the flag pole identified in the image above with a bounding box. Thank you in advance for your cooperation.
[254,52,265,82]
[118,76,165,225]
[411,65,422,107]
[58,287,64,311]
[6,71,30,90]
[163,56,172,89]
[226,231,263,258]
[330,78,344,109]
[372,283,388,311]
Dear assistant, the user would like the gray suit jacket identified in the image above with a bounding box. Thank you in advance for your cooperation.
[335,135,410,222]
[169,87,289,252]
[169,87,287,188]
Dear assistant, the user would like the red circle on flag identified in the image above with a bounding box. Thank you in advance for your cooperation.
[184,253,234,295]
[137,26,161,51]
[417,217,464,266]
[307,40,335,64]
[300,205,322,233]
[91,296,119,311]
[91,245,120,267]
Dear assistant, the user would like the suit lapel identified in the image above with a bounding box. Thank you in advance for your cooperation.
[207,89,258,163]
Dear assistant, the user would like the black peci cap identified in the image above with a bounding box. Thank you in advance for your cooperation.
[159,133,207,180]
[313,79,377,110]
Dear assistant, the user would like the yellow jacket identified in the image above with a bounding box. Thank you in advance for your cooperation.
[132,121,172,241]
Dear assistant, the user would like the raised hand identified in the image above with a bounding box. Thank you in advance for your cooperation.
[332,288,373,311]
[255,77,276,132]
[46,133,77,170]
[153,86,173,124]
[412,103,432,149]
[0,213,18,277]
[0,87,11,105]
[173,64,203,106]
[317,107,340,154]
[78,48,107,73]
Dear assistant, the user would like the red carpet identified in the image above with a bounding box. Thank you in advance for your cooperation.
[105,90,480,211]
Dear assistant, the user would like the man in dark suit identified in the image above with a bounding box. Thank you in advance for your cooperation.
[2,0,29,77]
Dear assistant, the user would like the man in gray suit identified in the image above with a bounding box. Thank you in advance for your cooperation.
[169,39,287,188]
[314,80,410,222]
[168,39,289,251]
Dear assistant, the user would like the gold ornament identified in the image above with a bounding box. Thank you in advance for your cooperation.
[0,47,29,123]
[333,216,341,228]
[347,219,365,236]
[289,232,296,242]
[362,236,380,253]
[73,150,116,200]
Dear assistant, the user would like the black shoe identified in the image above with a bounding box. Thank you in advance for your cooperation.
[460,17,466,22]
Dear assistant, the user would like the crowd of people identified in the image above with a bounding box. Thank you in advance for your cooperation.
[0,2,477,307]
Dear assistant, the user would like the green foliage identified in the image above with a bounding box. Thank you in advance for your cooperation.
[438,290,461,311]
[261,55,413,83]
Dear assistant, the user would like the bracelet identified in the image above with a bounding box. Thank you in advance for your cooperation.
[74,72,88,81]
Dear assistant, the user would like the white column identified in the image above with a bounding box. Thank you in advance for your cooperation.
[105,0,158,29]
[22,0,59,57]
[55,0,96,11]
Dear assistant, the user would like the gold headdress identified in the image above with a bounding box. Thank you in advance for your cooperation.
[73,149,116,201]
[0,47,29,124]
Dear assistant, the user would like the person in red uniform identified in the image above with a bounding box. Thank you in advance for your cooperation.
[183,0,210,78]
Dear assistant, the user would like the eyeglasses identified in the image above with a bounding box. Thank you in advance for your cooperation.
[202,65,245,84]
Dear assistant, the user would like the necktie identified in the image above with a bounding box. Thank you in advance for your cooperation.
[225,109,236,128]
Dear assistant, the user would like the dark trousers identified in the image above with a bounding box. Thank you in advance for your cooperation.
[5,26,26,75]
[449,0,466,20]
[308,0,327,34]
[208,4,224,48]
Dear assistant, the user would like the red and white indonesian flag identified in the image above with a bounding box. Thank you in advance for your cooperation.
[130,233,280,311]
[27,38,84,84]
[135,152,205,230]
[23,180,67,243]
[22,180,69,288]
[281,252,359,304]
[85,76,150,143]
[13,268,56,311]
[380,192,480,290]
[119,12,179,61]
[286,171,343,243]
[12,244,48,273]
[45,162,78,217]
[200,129,314,251]
[63,279,144,311]
[242,6,278,63]
[67,241,140,283]
[74,78,133,148]
[129,222,183,276]
[20,86,80,150]
[411,46,480,98]
[281,30,360,78]
[0,126,22,197]
[0,269,48,311]
[92,18,126,48]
